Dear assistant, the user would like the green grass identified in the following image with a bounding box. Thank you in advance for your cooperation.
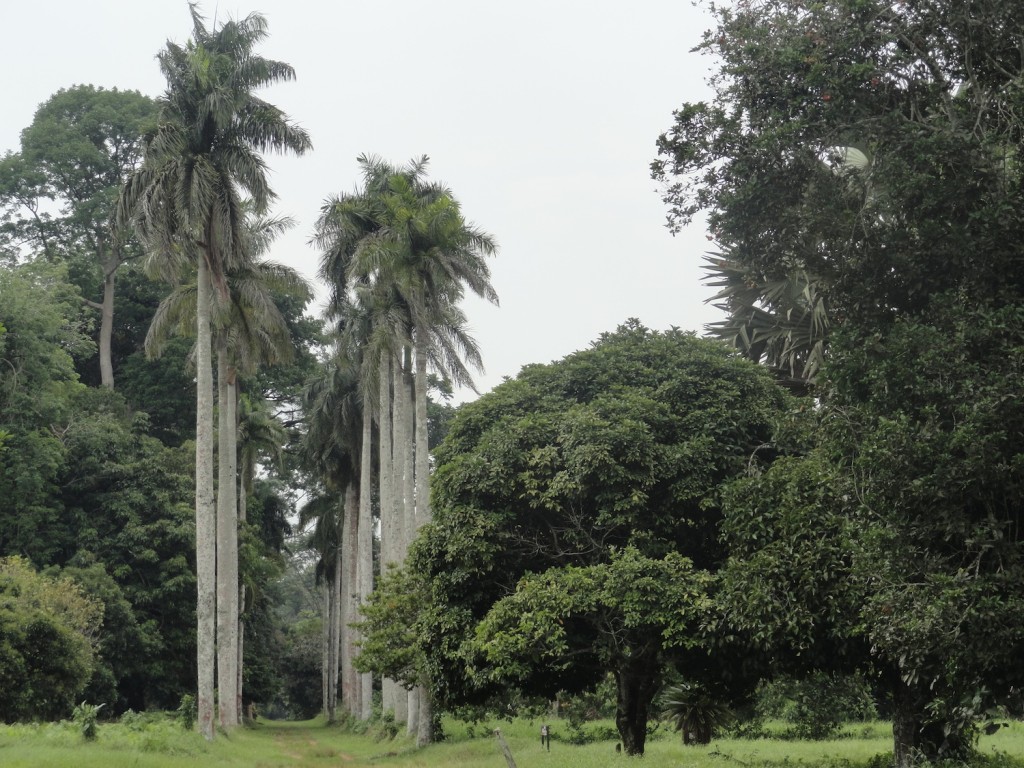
[1,716,1022,767]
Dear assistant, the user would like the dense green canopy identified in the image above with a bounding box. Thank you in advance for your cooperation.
[360,322,792,754]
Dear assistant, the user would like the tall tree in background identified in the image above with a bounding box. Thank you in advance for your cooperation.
[654,1,1024,763]
[119,4,311,739]
[0,85,156,388]
[315,155,497,741]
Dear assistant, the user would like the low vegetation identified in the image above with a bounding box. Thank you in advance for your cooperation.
[1,716,1023,768]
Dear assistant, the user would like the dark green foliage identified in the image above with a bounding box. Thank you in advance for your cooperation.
[363,322,791,755]
[755,673,877,740]
[277,614,323,720]
[0,558,101,722]
[176,694,196,731]
[655,1,1024,763]
[0,269,196,710]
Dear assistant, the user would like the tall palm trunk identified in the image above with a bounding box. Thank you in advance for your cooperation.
[395,349,415,733]
[414,337,431,528]
[411,335,433,741]
[237,411,249,724]
[216,345,239,729]
[236,399,246,724]
[340,482,360,716]
[379,356,404,718]
[330,537,342,721]
[196,257,217,741]
[402,350,416,551]
[321,577,330,717]
[357,401,374,720]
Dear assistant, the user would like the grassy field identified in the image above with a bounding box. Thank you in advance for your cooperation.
[1,715,1023,768]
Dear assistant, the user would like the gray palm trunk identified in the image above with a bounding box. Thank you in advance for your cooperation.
[357,402,374,720]
[216,343,239,729]
[237,429,252,723]
[195,258,217,741]
[325,528,342,720]
[321,578,330,717]
[401,354,416,554]
[398,354,416,734]
[392,354,412,726]
[340,482,360,716]
[380,358,399,720]
[379,355,405,719]
[330,538,342,721]
[412,337,433,742]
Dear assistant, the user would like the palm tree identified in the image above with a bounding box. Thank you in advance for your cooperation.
[702,145,882,390]
[702,246,828,389]
[302,347,365,720]
[235,391,285,718]
[146,246,307,727]
[118,7,310,736]
[315,155,498,743]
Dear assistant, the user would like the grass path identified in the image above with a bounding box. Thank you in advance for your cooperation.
[1,716,1023,767]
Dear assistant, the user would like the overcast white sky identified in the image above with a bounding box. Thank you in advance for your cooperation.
[4,0,722,401]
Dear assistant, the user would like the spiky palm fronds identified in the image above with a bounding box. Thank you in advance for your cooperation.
[660,683,735,745]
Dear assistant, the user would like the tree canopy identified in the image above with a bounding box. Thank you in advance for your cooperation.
[360,322,792,754]
[654,0,1024,763]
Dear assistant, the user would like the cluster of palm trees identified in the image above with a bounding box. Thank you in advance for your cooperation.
[117,5,312,740]
[116,4,497,744]
[302,154,497,744]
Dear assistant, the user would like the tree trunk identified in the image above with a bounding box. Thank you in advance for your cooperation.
[613,649,660,756]
[236,415,248,725]
[329,539,342,721]
[393,354,411,726]
[98,251,116,389]
[322,578,331,718]
[378,356,399,717]
[357,402,374,720]
[890,676,969,768]
[341,482,359,716]
[410,338,433,741]
[195,257,217,741]
[237,592,245,724]
[416,686,434,748]
[407,687,420,737]
[216,349,239,729]
[401,350,413,561]
[414,338,431,528]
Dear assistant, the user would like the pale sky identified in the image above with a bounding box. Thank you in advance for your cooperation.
[4,0,722,401]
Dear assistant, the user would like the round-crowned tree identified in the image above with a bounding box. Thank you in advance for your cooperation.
[359,321,792,756]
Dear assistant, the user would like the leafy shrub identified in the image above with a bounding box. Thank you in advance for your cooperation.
[562,720,619,745]
[756,672,877,740]
[176,694,196,731]
[0,557,102,721]
[71,701,104,741]
[372,708,398,741]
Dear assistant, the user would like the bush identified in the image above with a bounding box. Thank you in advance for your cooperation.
[756,672,877,740]
[0,558,102,721]
[176,694,196,731]
[71,701,104,741]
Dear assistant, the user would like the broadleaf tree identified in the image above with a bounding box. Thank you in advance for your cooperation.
[654,1,1024,764]
[358,323,792,755]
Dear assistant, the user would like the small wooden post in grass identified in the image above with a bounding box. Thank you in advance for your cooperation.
[494,728,518,768]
